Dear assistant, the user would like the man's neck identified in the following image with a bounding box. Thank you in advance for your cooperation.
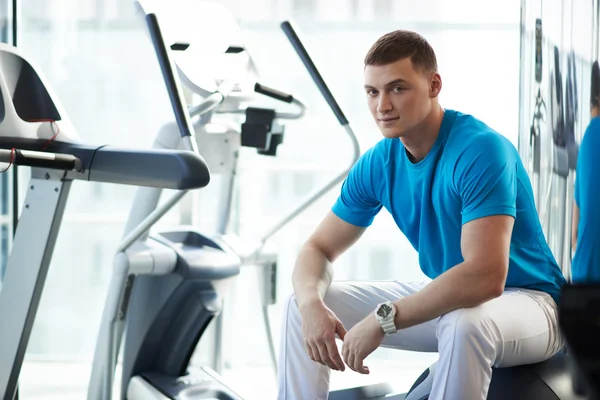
[401,105,445,163]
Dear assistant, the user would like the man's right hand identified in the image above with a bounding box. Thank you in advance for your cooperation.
[300,300,347,371]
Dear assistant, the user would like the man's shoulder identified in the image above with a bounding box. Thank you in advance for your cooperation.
[448,110,495,135]
[446,111,511,152]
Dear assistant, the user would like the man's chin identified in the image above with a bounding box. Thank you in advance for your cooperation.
[379,127,404,139]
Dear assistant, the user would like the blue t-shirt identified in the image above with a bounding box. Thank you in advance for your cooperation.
[332,109,566,303]
[572,116,600,282]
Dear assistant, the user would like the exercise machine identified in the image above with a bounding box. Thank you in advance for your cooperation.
[87,4,360,400]
[0,37,211,400]
[560,283,600,400]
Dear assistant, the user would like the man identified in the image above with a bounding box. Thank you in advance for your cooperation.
[571,60,600,282]
[277,30,566,400]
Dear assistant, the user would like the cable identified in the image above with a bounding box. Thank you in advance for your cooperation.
[0,148,16,173]
[41,121,60,151]
[25,119,60,151]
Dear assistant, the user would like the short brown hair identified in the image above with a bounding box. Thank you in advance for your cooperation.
[364,30,438,74]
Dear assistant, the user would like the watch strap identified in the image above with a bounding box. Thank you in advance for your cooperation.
[381,319,396,335]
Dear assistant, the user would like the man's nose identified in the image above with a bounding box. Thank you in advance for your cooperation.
[377,93,393,114]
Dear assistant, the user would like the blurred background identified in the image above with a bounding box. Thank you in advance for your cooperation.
[0,0,596,398]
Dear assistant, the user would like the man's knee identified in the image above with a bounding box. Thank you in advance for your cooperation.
[437,307,498,349]
[322,282,349,308]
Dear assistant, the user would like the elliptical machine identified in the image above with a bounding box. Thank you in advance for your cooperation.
[87,3,361,399]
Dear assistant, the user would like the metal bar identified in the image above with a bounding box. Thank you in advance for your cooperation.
[257,124,360,245]
[0,172,71,400]
[117,190,188,253]
[217,160,238,235]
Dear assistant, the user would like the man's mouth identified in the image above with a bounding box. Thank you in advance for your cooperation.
[379,117,399,122]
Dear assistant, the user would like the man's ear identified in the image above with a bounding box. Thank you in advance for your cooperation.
[430,72,442,98]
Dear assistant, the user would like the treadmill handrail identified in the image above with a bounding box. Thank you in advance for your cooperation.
[0,141,210,190]
[88,146,209,190]
[0,148,83,172]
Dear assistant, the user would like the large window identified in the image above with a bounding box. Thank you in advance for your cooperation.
[16,0,521,398]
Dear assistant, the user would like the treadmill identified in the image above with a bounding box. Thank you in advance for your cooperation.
[0,15,211,400]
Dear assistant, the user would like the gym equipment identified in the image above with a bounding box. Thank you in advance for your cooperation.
[0,38,211,400]
[402,352,581,400]
[87,4,360,399]
[559,283,600,400]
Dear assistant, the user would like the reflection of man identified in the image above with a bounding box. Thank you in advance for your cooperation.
[571,60,600,282]
[278,29,566,400]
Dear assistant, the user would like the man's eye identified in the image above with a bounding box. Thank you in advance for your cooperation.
[392,86,404,93]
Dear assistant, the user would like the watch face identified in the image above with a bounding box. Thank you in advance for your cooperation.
[377,304,392,318]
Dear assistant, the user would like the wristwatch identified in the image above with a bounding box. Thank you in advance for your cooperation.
[374,301,397,335]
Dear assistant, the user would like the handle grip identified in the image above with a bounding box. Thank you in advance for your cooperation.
[254,83,294,103]
[0,149,82,171]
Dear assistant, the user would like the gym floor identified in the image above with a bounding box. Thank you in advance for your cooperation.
[18,355,437,399]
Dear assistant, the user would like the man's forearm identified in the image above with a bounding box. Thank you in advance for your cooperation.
[292,243,334,311]
[393,260,505,330]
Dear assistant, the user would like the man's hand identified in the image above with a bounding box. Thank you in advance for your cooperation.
[341,313,385,374]
[300,301,347,371]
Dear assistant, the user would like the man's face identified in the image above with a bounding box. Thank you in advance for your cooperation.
[364,58,439,139]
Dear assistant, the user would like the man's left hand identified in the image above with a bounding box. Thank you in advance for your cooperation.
[341,313,385,374]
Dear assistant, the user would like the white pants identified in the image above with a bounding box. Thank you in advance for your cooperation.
[277,281,564,400]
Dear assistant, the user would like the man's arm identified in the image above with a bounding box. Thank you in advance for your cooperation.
[293,211,366,312]
[572,201,580,253]
[293,211,366,371]
[392,214,513,330]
